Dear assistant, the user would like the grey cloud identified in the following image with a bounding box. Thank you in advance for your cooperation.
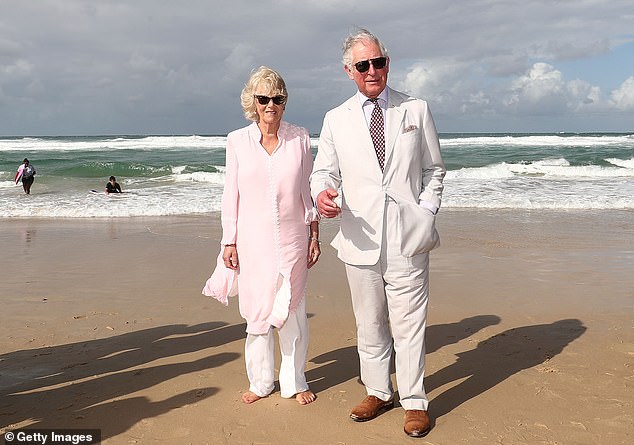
[0,0,633,134]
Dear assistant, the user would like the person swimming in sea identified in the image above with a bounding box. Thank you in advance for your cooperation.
[105,176,122,194]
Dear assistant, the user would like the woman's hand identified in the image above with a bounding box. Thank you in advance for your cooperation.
[223,245,239,270]
[307,238,321,269]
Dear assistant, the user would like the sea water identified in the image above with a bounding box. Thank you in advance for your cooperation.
[1,133,633,218]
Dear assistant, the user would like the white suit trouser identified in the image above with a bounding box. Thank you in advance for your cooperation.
[244,298,310,398]
[344,198,430,411]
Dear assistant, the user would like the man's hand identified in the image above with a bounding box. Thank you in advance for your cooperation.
[316,188,341,218]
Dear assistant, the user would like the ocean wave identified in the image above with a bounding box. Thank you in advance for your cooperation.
[441,134,634,148]
[448,158,634,180]
[2,133,633,216]
[0,135,229,152]
[605,157,634,169]
[0,179,19,189]
[3,133,632,153]
[2,177,632,216]
[0,184,225,218]
[445,196,634,210]
[444,175,634,210]
[173,171,226,184]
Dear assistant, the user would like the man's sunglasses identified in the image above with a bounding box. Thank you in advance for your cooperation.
[354,57,387,73]
[254,95,287,105]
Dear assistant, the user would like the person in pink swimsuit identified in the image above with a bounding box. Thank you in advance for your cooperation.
[203,66,320,405]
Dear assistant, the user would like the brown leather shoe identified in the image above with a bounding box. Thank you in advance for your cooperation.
[349,395,394,422]
[403,410,431,437]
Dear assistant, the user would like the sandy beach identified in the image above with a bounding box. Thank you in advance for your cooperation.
[1,210,632,445]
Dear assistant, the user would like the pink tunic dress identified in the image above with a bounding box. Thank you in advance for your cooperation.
[206,121,318,335]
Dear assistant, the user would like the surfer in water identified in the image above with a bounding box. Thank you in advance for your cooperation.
[15,158,36,194]
[105,176,122,194]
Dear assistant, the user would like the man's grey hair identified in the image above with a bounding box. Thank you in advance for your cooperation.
[342,28,389,68]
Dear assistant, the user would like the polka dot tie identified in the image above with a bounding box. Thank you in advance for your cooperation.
[369,98,385,171]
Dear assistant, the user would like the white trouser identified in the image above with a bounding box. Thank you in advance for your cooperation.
[344,198,430,411]
[244,298,310,398]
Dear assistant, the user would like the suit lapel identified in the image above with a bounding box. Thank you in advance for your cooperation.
[344,95,381,166]
[385,87,405,168]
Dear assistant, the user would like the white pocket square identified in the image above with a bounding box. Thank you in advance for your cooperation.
[403,124,418,133]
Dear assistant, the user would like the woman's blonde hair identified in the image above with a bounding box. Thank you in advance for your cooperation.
[240,66,288,122]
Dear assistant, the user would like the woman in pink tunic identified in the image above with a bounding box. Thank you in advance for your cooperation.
[203,66,320,405]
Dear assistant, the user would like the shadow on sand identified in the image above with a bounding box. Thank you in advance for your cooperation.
[0,321,246,439]
[425,318,586,420]
[1,315,586,439]
[305,315,586,424]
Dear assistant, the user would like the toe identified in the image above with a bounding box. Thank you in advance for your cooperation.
[296,390,316,405]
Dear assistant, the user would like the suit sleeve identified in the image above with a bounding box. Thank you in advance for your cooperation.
[220,134,239,245]
[310,112,342,201]
[301,129,319,223]
[418,102,446,211]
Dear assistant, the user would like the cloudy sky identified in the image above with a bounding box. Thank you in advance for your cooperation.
[1,0,633,135]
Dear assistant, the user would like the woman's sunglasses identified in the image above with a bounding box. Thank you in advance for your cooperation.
[254,95,287,105]
[354,57,387,73]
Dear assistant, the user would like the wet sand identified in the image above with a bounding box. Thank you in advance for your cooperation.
[1,210,632,444]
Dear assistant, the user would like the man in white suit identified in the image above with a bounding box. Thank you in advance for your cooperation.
[310,28,445,438]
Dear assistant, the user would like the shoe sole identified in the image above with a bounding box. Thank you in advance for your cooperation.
[404,426,431,437]
[349,402,394,422]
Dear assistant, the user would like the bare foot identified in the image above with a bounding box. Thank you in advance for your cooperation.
[295,390,316,405]
[241,391,263,404]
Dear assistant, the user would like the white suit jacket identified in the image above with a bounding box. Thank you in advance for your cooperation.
[310,87,446,265]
